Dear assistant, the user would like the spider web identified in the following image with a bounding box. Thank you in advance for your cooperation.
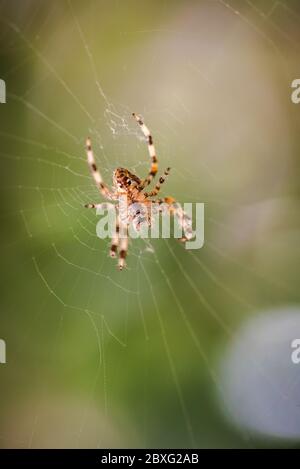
[0,0,300,448]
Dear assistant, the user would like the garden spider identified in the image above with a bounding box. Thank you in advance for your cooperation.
[85,113,193,270]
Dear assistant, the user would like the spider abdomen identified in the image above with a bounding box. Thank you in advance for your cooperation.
[113,168,141,190]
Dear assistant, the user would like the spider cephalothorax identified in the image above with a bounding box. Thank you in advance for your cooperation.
[85,113,193,270]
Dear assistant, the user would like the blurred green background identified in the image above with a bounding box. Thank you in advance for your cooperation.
[0,0,300,448]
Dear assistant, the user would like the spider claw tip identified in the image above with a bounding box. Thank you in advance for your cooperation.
[118,261,126,271]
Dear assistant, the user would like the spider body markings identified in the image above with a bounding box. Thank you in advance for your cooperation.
[85,113,193,270]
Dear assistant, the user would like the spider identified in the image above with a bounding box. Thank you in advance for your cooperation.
[85,113,193,270]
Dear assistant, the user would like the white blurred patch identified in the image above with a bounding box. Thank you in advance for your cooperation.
[218,307,300,440]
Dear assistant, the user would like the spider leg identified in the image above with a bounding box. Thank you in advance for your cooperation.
[132,113,158,190]
[144,167,171,198]
[152,197,193,242]
[86,137,115,200]
[84,203,114,209]
[152,196,175,207]
[118,221,128,270]
[110,210,120,258]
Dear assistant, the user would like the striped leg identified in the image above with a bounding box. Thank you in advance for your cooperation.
[86,137,115,200]
[144,167,171,198]
[153,196,175,207]
[118,222,128,270]
[84,203,114,209]
[85,202,120,257]
[110,211,120,258]
[153,197,193,241]
[132,113,158,189]
[174,204,193,242]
